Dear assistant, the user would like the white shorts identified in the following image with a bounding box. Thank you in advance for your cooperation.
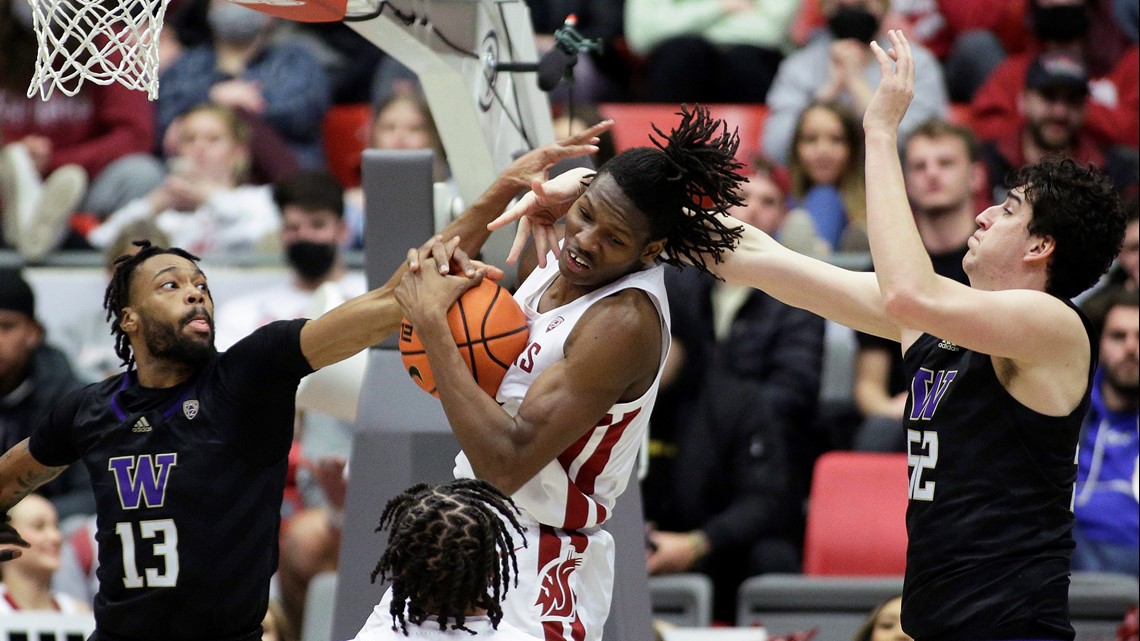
[502,519,614,641]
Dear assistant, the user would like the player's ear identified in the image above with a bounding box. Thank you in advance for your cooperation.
[1025,234,1056,264]
[640,238,666,265]
[120,307,139,332]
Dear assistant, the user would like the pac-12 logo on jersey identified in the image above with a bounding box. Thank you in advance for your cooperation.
[909,368,957,421]
[546,316,564,332]
[108,454,178,509]
[182,400,199,420]
[536,548,582,621]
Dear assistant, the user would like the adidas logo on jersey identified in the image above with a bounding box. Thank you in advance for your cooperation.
[937,339,960,352]
[132,417,152,433]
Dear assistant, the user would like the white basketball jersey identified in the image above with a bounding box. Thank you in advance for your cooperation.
[454,255,670,530]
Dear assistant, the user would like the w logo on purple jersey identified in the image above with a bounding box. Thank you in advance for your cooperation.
[910,368,957,421]
[108,454,178,509]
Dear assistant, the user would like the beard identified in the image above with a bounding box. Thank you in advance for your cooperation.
[142,306,217,366]
[1104,363,1139,403]
[1028,119,1077,153]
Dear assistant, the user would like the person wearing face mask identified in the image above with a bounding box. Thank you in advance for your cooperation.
[156,0,332,171]
[761,0,948,166]
[971,0,1138,148]
[212,170,364,633]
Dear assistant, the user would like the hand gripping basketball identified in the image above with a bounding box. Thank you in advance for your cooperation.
[399,278,529,398]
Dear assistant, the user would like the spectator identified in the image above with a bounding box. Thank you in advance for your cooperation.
[0,269,92,519]
[852,595,911,641]
[211,170,364,631]
[623,0,798,103]
[979,51,1138,203]
[787,101,867,253]
[0,494,89,613]
[157,0,331,170]
[87,103,281,257]
[762,0,947,165]
[345,90,453,248]
[1073,288,1138,578]
[0,0,165,259]
[852,119,979,452]
[642,158,824,622]
[1094,198,1140,294]
[351,479,539,641]
[971,0,1139,148]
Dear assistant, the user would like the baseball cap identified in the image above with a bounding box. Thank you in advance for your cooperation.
[0,268,35,319]
[1025,51,1089,96]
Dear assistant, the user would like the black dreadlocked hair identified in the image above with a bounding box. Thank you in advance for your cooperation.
[371,478,527,636]
[102,241,202,371]
[595,104,746,273]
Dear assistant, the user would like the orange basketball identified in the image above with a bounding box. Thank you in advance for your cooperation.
[399,279,529,398]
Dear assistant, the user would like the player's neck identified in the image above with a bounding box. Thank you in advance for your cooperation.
[133,357,197,389]
[540,275,592,313]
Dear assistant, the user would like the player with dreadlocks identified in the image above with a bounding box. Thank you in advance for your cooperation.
[390,105,743,641]
[0,123,608,641]
[353,479,537,640]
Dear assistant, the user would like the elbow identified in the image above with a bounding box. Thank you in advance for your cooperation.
[882,287,931,328]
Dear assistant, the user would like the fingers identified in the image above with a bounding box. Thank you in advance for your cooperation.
[0,549,21,562]
[505,217,532,266]
[449,245,479,278]
[430,237,460,274]
[406,246,420,273]
[491,192,533,232]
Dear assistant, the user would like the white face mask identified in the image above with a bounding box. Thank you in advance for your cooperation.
[10,0,36,31]
[207,1,272,44]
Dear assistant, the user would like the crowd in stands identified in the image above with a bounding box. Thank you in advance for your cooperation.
[0,0,1137,637]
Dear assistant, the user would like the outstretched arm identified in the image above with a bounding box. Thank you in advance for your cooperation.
[298,123,609,370]
[1,440,67,561]
[862,32,1087,370]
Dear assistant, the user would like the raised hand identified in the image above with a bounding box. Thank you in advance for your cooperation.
[864,29,915,135]
[489,167,593,267]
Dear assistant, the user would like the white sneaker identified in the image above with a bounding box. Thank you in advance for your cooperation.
[17,164,88,261]
[0,143,42,249]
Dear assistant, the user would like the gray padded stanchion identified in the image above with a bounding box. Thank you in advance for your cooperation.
[330,150,652,641]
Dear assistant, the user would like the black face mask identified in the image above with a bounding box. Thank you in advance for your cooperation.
[286,241,337,280]
[1032,5,1090,42]
[827,7,881,43]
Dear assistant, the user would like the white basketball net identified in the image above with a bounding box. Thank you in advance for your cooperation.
[26,0,168,100]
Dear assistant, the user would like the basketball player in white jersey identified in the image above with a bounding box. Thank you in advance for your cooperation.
[387,108,744,641]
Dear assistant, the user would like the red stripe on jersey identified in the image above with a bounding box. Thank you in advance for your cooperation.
[560,409,640,529]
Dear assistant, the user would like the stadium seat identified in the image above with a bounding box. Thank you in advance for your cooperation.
[322,103,371,189]
[802,451,909,576]
[598,103,768,162]
[301,570,338,641]
[1070,572,1140,639]
[0,612,95,641]
[736,574,903,641]
[648,573,713,628]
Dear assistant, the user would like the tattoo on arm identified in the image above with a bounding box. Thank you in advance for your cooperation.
[0,441,67,512]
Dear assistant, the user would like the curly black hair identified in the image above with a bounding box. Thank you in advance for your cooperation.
[102,241,201,370]
[1011,158,1127,299]
[372,479,526,636]
[595,104,746,273]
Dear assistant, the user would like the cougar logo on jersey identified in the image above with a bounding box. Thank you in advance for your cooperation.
[108,454,178,509]
[546,316,564,332]
[182,400,199,420]
[535,548,582,621]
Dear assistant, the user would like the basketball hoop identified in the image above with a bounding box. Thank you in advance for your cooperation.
[26,0,168,100]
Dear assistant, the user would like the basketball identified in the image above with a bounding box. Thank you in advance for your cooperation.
[399,279,529,398]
